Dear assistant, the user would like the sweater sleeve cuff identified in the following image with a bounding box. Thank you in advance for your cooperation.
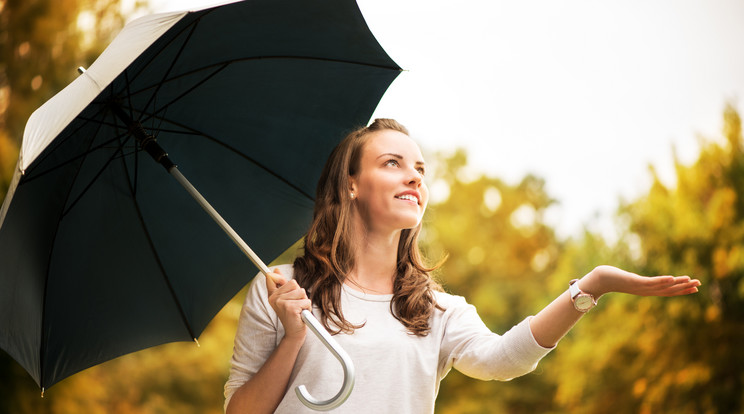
[504,316,555,367]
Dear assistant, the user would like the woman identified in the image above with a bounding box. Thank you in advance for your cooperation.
[224,119,700,413]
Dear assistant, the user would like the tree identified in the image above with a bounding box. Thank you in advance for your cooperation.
[619,104,744,412]
[423,149,563,413]
[425,106,743,413]
[546,104,744,413]
[0,0,144,200]
[0,1,146,412]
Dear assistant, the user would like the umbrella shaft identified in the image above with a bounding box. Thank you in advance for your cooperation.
[110,98,271,276]
[168,167,272,276]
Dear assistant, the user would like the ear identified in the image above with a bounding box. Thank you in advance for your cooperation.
[349,176,358,196]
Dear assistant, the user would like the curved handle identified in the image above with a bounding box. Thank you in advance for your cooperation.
[296,309,355,411]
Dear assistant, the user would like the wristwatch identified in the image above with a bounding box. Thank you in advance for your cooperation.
[569,279,597,313]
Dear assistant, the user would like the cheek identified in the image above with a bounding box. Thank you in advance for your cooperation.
[420,185,430,208]
[356,178,388,212]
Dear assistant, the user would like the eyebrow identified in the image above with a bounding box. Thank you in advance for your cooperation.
[377,152,425,166]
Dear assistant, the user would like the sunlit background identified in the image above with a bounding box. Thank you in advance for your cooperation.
[151,0,744,240]
[1,0,742,413]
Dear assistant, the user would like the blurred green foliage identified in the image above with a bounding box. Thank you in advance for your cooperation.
[422,149,561,414]
[1,1,742,412]
[0,0,146,201]
[431,105,744,414]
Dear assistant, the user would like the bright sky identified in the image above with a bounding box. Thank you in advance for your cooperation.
[142,0,744,238]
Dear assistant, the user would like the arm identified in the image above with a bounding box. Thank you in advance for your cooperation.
[528,265,701,348]
[226,269,311,414]
[226,336,304,414]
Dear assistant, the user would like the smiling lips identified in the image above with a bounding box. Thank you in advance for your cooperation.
[395,192,420,205]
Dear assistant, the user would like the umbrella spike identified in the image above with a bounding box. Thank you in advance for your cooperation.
[41,388,45,398]
[193,338,200,348]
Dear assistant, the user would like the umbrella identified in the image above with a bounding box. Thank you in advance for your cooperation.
[0,0,399,409]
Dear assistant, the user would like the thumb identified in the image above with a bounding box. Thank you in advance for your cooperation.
[265,268,286,294]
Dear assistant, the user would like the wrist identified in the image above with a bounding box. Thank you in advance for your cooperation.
[579,267,607,298]
[280,331,306,350]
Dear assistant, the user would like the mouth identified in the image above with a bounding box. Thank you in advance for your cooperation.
[395,194,419,205]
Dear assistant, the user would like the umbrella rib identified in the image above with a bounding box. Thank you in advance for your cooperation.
[24,82,125,181]
[60,136,131,218]
[120,110,316,202]
[24,85,134,185]
[21,133,129,185]
[122,55,400,101]
[59,104,139,217]
[122,54,313,203]
[135,63,230,127]
[137,17,201,123]
[117,137,198,343]
[36,113,116,389]
[74,116,125,128]
[23,103,110,177]
[122,9,217,89]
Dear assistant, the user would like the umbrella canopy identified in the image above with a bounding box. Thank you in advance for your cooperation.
[0,0,400,391]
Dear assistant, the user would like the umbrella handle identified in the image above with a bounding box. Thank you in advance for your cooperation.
[167,167,355,410]
[295,309,355,411]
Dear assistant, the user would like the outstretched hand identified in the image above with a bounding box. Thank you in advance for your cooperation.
[530,265,701,348]
[582,265,701,298]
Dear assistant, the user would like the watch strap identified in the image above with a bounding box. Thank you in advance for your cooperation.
[569,278,582,299]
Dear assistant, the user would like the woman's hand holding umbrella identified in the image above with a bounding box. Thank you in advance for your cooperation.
[266,268,312,341]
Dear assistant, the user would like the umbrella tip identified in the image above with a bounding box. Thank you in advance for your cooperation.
[193,338,200,348]
[77,66,86,75]
[41,388,45,398]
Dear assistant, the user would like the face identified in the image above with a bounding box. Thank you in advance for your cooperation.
[350,129,428,234]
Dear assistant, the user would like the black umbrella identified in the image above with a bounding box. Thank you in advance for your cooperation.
[0,0,399,409]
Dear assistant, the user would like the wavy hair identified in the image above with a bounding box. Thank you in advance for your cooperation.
[293,118,443,336]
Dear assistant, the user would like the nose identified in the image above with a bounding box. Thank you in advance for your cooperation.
[406,167,423,187]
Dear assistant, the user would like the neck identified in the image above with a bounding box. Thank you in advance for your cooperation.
[346,220,400,295]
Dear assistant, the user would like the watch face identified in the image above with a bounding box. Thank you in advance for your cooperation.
[575,295,594,311]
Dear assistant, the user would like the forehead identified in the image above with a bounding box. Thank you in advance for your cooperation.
[362,129,424,161]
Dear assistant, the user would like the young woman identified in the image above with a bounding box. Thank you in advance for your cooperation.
[224,119,700,413]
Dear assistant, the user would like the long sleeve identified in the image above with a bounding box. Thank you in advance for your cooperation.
[436,293,554,381]
[223,272,555,413]
[223,266,289,411]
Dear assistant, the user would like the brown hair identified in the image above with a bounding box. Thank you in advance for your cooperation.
[293,118,443,336]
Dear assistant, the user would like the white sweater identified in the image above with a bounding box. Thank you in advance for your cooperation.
[224,264,553,413]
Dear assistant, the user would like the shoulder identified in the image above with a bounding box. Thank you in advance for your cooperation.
[433,289,470,310]
[272,263,296,279]
[429,289,491,339]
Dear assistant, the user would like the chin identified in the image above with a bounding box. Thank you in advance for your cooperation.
[397,216,423,230]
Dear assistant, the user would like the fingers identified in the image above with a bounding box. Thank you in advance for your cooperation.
[641,275,701,297]
[276,297,312,313]
[275,284,309,302]
[660,277,701,296]
[264,271,311,339]
[267,274,311,312]
[265,268,287,295]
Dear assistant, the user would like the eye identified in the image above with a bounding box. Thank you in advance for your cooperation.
[416,166,426,176]
[383,159,400,168]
